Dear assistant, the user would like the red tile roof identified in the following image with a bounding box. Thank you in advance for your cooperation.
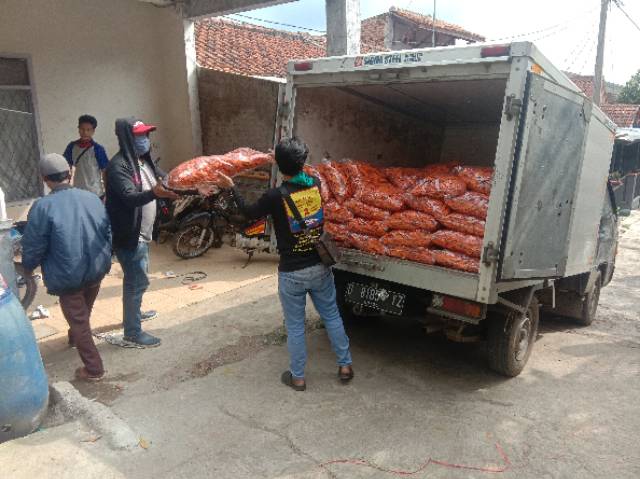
[196,18,325,78]
[196,9,485,77]
[601,104,640,128]
[565,72,605,103]
[386,7,485,42]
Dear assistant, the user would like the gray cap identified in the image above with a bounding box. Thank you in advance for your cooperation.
[40,153,70,176]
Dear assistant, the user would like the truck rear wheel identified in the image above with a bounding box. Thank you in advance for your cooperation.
[577,273,601,326]
[487,297,539,377]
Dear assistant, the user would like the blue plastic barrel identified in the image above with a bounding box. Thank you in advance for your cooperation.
[0,273,49,443]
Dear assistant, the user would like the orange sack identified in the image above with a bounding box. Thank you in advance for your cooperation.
[349,234,388,255]
[381,230,432,248]
[383,167,426,190]
[324,222,351,243]
[324,201,354,224]
[438,213,486,238]
[360,182,405,212]
[345,199,390,221]
[454,166,493,195]
[411,175,467,199]
[404,195,450,220]
[347,218,388,237]
[317,162,350,203]
[431,230,483,258]
[168,148,273,190]
[388,246,436,265]
[424,162,459,176]
[433,250,479,273]
[386,210,438,232]
[444,191,489,220]
[304,165,333,203]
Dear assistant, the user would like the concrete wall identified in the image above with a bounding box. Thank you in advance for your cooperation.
[198,68,280,154]
[0,0,195,172]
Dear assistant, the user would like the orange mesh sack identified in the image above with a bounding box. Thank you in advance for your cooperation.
[324,201,354,224]
[438,213,486,237]
[304,165,333,203]
[168,148,273,190]
[345,199,390,221]
[424,162,459,176]
[347,218,388,237]
[404,195,450,220]
[383,167,426,190]
[381,230,432,248]
[454,166,493,195]
[324,222,351,244]
[444,191,489,219]
[411,175,467,199]
[317,162,350,203]
[388,247,436,265]
[349,234,388,255]
[360,182,405,212]
[433,250,479,273]
[431,230,483,258]
[386,210,438,232]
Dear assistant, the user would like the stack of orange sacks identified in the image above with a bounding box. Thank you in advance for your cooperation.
[309,160,493,274]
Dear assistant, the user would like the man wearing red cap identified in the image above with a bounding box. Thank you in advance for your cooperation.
[105,118,178,347]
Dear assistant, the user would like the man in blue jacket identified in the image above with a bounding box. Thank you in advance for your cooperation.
[22,153,112,381]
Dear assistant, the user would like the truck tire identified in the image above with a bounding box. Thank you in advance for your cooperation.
[577,273,601,326]
[487,297,539,377]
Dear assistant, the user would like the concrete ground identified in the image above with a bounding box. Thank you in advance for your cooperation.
[2,216,640,478]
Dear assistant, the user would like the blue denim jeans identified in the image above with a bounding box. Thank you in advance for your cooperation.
[115,242,150,339]
[278,264,352,379]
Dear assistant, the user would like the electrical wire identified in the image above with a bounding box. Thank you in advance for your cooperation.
[563,19,600,72]
[226,12,326,33]
[613,0,640,34]
[575,26,599,75]
[487,7,597,42]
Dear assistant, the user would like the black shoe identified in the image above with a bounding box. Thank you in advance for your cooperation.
[123,332,161,348]
[281,371,306,391]
[141,310,158,322]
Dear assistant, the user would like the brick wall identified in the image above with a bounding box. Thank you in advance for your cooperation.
[198,68,280,155]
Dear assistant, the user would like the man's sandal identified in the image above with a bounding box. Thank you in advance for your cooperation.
[281,371,306,391]
[75,367,105,382]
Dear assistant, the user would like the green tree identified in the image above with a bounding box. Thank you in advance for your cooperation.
[618,70,640,104]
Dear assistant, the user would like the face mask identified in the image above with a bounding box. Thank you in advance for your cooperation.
[134,135,151,156]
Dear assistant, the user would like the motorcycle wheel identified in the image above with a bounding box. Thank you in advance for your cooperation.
[14,262,37,310]
[172,221,216,259]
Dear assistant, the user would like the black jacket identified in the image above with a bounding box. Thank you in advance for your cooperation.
[105,118,164,251]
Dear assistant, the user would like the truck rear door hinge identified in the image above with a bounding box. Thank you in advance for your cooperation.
[482,242,499,266]
[504,94,522,121]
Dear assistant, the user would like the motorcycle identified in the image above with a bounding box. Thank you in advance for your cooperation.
[171,188,274,261]
[10,221,37,309]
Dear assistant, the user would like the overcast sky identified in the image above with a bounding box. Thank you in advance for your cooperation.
[227,0,640,85]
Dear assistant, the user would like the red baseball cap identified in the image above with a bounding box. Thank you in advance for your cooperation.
[132,120,157,136]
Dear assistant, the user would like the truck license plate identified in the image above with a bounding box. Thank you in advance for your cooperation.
[345,282,406,316]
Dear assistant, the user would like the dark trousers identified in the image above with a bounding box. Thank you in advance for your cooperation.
[59,283,104,376]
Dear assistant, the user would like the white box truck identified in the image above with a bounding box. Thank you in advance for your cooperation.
[274,41,618,376]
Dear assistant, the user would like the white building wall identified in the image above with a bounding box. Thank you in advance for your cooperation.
[1,0,194,170]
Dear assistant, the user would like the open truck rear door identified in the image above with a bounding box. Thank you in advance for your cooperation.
[500,73,590,280]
